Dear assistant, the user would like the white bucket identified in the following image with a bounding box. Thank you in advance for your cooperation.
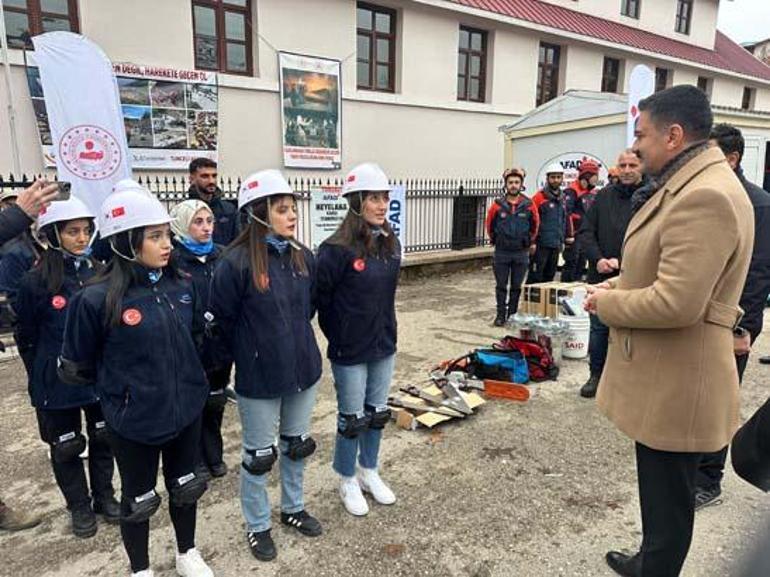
[560,315,590,359]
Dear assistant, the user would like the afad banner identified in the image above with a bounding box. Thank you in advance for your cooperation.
[279,52,342,170]
[309,185,406,256]
[28,59,218,170]
[535,153,609,193]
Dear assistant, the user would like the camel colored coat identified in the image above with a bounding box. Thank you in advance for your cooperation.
[595,147,754,452]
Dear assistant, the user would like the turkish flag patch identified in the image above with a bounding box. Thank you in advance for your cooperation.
[353,258,366,272]
[122,308,142,326]
[112,206,125,217]
[51,295,67,310]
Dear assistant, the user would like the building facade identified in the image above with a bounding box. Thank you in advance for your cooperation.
[1,0,769,179]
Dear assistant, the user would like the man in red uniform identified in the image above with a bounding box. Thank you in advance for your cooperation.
[486,168,539,326]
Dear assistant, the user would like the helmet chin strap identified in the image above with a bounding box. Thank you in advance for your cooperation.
[109,230,139,262]
[246,198,302,250]
[49,224,96,259]
[348,192,390,237]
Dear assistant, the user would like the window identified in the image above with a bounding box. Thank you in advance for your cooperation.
[356,2,396,92]
[2,0,79,49]
[675,0,692,35]
[654,67,670,92]
[192,0,252,75]
[536,42,560,106]
[621,0,640,19]
[742,87,756,111]
[457,26,487,102]
[601,57,621,93]
[697,76,712,101]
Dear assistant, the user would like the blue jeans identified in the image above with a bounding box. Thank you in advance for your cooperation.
[237,384,318,532]
[332,354,395,477]
[589,314,610,376]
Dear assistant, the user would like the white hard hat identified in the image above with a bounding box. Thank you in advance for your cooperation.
[0,189,19,202]
[38,195,95,229]
[545,162,565,175]
[98,188,171,238]
[341,163,390,196]
[238,169,295,211]
[112,178,151,196]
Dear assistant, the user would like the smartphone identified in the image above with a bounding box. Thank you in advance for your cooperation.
[54,181,71,201]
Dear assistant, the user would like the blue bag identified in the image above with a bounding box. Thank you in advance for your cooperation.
[470,348,529,384]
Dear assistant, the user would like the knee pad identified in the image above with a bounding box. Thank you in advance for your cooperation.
[365,404,391,430]
[280,434,316,461]
[121,489,161,523]
[169,471,208,506]
[89,420,110,444]
[205,389,228,411]
[337,411,371,439]
[242,445,277,476]
[51,431,86,463]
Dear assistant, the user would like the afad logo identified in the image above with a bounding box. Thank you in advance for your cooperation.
[59,125,122,181]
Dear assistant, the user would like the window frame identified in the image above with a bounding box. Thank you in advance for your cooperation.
[601,56,621,93]
[3,0,80,49]
[675,0,693,35]
[356,2,397,93]
[191,0,253,76]
[742,87,755,111]
[654,67,669,92]
[536,42,561,107]
[697,76,712,101]
[457,25,487,103]
[621,0,640,19]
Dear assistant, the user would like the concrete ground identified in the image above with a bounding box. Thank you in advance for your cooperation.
[1,266,768,577]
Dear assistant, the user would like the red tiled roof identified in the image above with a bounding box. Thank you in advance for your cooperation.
[449,0,770,82]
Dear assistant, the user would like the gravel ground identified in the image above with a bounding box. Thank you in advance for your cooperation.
[1,266,768,577]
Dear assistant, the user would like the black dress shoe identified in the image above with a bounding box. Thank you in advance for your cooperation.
[71,504,97,538]
[606,551,640,577]
[209,462,228,478]
[580,374,600,398]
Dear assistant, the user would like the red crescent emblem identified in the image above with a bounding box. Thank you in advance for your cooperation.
[51,295,67,310]
[122,308,142,326]
[353,258,366,272]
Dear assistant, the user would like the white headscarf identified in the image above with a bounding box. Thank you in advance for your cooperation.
[169,200,213,242]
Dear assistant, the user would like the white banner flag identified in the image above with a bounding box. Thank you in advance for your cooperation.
[627,65,655,148]
[33,32,131,213]
[388,185,406,258]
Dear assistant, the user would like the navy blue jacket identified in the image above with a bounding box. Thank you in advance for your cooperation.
[0,235,38,300]
[533,189,571,249]
[60,269,208,445]
[208,243,322,399]
[0,205,33,247]
[316,241,400,366]
[187,186,239,247]
[15,258,99,409]
[171,242,227,373]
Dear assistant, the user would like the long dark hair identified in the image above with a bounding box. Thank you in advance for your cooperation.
[228,194,308,293]
[37,222,100,294]
[326,192,397,258]
[95,227,181,327]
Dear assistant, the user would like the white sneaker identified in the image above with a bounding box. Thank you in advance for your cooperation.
[339,476,369,516]
[357,467,396,505]
[131,571,154,577]
[176,548,214,577]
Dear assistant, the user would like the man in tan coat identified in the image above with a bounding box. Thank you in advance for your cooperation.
[585,85,754,577]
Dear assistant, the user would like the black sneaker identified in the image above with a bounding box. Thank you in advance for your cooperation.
[493,317,506,327]
[280,510,323,537]
[71,504,97,538]
[580,374,601,398]
[209,462,228,478]
[93,495,121,524]
[247,529,276,561]
[694,486,723,511]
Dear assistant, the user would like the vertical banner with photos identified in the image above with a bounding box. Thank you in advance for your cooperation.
[27,61,218,170]
[279,52,342,170]
[309,185,346,251]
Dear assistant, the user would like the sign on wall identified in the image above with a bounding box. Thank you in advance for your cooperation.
[279,52,342,170]
[535,152,609,193]
[309,185,347,250]
[27,60,218,170]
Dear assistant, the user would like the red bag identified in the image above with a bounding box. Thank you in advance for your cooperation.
[494,336,559,382]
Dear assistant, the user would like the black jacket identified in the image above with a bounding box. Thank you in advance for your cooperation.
[736,169,770,339]
[0,205,33,247]
[187,186,239,247]
[578,181,640,284]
